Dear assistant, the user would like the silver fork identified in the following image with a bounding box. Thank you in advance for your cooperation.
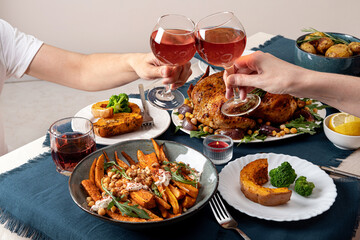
[138,84,154,127]
[209,193,251,240]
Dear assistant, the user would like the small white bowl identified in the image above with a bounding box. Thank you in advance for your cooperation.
[323,113,360,150]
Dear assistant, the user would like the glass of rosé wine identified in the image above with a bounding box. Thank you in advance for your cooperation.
[148,14,196,110]
[49,117,96,176]
[195,11,260,116]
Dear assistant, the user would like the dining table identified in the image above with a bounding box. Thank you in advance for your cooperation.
[1,32,360,240]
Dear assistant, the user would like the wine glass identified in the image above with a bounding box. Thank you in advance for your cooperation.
[148,14,196,110]
[195,11,260,116]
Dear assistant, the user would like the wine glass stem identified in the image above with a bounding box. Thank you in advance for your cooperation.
[225,66,244,102]
[164,84,172,95]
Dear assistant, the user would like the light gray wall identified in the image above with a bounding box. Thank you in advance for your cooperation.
[1,0,359,58]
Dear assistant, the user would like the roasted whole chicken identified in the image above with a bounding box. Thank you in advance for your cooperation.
[187,70,298,131]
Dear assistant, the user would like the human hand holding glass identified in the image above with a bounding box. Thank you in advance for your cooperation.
[148,14,196,110]
[195,11,260,116]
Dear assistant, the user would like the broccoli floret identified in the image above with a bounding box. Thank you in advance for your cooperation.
[269,161,297,187]
[294,176,315,197]
[106,93,131,113]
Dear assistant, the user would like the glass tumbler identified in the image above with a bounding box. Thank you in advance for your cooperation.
[49,117,96,176]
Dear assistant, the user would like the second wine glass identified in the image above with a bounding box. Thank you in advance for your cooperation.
[195,11,260,116]
[148,14,196,110]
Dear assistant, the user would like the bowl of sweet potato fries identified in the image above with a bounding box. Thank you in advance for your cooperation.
[69,138,218,228]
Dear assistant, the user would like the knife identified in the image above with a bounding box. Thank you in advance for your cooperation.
[319,165,360,180]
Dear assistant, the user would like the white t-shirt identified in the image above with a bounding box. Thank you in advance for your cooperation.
[0,19,43,93]
[0,19,43,156]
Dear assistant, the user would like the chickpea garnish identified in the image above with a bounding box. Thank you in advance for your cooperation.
[284,128,290,134]
[178,114,184,120]
[190,118,197,125]
[203,126,209,133]
[88,201,95,207]
[98,208,106,216]
[290,128,298,134]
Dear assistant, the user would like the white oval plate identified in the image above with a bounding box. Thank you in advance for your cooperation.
[74,98,170,145]
[171,107,326,143]
[218,153,337,221]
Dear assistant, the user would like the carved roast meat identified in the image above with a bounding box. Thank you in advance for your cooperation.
[187,70,298,130]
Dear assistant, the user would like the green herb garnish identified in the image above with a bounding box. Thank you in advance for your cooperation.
[190,129,209,138]
[250,88,267,98]
[174,125,182,134]
[285,115,320,135]
[104,161,132,180]
[151,182,162,198]
[299,28,349,45]
[163,164,198,187]
[101,180,150,219]
[171,169,198,187]
[238,131,267,146]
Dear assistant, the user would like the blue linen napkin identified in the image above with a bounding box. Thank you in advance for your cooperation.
[0,35,359,240]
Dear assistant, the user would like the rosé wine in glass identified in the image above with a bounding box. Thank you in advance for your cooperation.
[147,14,196,110]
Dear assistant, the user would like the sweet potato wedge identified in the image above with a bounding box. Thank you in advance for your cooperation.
[173,181,199,199]
[181,195,196,209]
[165,186,180,214]
[121,151,137,166]
[151,138,161,160]
[89,157,97,184]
[114,151,129,170]
[158,204,170,218]
[169,184,186,200]
[106,210,147,222]
[137,150,159,170]
[159,144,170,163]
[129,189,156,209]
[157,185,168,202]
[95,154,105,190]
[129,199,163,220]
[81,179,101,201]
[155,195,171,210]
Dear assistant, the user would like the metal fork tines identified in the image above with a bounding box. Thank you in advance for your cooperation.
[138,84,154,127]
[209,193,251,240]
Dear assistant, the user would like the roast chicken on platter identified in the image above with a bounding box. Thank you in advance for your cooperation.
[187,69,299,137]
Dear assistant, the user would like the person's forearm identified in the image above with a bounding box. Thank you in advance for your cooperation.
[290,70,360,117]
[78,53,141,91]
[26,44,141,91]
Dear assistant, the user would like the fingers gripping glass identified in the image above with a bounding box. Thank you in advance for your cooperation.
[195,11,260,116]
[148,14,196,110]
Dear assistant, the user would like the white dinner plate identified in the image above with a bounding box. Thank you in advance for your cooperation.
[218,153,337,221]
[171,107,326,143]
[74,98,170,145]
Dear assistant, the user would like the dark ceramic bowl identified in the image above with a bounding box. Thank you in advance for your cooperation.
[68,139,218,229]
[294,32,360,76]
